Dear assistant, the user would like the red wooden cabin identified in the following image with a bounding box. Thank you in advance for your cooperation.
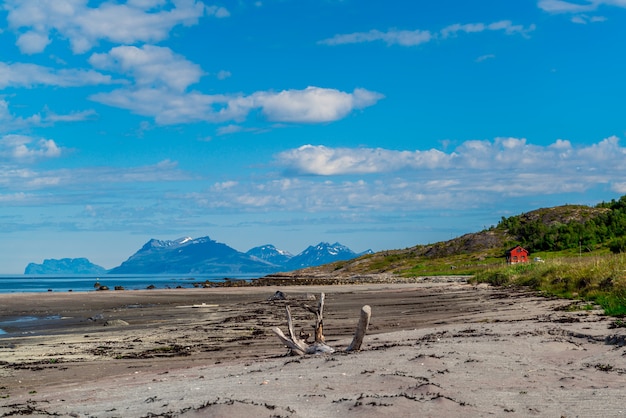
[506,245,529,264]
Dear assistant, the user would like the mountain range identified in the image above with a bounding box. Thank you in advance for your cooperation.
[24,237,371,275]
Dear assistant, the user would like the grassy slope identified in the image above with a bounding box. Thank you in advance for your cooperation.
[310,204,626,316]
[473,254,626,316]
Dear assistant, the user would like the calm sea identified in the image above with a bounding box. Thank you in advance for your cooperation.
[0,274,269,336]
[0,273,263,293]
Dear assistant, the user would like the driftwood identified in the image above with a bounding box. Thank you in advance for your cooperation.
[272,292,371,355]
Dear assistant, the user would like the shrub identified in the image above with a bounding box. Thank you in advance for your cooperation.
[609,237,626,254]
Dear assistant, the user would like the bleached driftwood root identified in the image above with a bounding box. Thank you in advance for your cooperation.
[272,292,371,355]
[346,305,372,352]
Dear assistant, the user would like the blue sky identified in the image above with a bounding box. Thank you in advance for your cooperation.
[2,0,626,273]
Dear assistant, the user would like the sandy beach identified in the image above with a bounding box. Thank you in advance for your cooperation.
[1,277,626,417]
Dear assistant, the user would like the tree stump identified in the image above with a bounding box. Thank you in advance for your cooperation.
[272,292,371,355]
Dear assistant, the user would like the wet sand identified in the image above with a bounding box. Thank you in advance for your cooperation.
[1,277,625,417]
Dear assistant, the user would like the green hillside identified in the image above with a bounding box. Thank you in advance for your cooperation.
[315,198,626,276]
[302,196,626,316]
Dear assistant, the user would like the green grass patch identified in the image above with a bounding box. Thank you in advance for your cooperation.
[471,254,626,316]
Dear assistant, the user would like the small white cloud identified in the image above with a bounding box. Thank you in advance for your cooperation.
[252,87,384,123]
[0,135,62,162]
[442,20,535,38]
[91,87,245,124]
[538,0,597,14]
[591,15,608,22]
[15,31,51,55]
[127,1,168,8]
[4,0,210,54]
[611,182,626,194]
[276,144,453,175]
[0,99,42,132]
[84,204,97,217]
[488,20,536,36]
[89,45,204,92]
[217,124,245,135]
[440,23,486,38]
[0,192,29,203]
[210,181,238,191]
[0,62,114,88]
[320,20,535,47]
[44,108,97,123]
[216,70,232,80]
[206,5,230,18]
[475,54,496,63]
[570,13,608,23]
[577,135,624,162]
[319,29,432,46]
[539,0,623,17]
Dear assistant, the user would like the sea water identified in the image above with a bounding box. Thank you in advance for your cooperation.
[0,273,262,293]
[0,273,264,336]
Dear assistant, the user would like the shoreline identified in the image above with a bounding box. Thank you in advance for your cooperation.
[0,276,470,337]
[0,272,473,294]
[2,279,625,417]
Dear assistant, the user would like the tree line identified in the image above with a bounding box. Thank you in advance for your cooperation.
[497,195,626,254]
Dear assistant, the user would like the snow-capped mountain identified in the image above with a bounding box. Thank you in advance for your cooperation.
[246,244,294,266]
[286,242,372,270]
[139,236,195,250]
[108,236,277,274]
[25,237,371,275]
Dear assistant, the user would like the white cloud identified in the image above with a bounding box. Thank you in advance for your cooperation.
[252,87,384,123]
[89,45,204,92]
[275,136,626,177]
[90,88,238,124]
[487,20,537,36]
[276,145,452,175]
[127,1,167,7]
[90,86,384,125]
[217,125,245,135]
[475,54,496,63]
[0,134,62,162]
[538,0,595,13]
[440,23,485,38]
[3,0,218,54]
[206,5,230,18]
[172,136,626,214]
[6,135,626,234]
[0,62,114,88]
[43,108,97,123]
[216,70,232,80]
[440,20,536,39]
[0,99,42,131]
[15,31,51,55]
[319,20,535,47]
[576,135,625,162]
[611,182,626,194]
[210,181,238,191]
[538,0,626,15]
[319,29,433,46]
[0,158,190,195]
[571,13,608,23]
[0,99,96,131]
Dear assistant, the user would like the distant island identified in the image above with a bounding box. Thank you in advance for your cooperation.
[25,258,107,275]
[24,237,372,275]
